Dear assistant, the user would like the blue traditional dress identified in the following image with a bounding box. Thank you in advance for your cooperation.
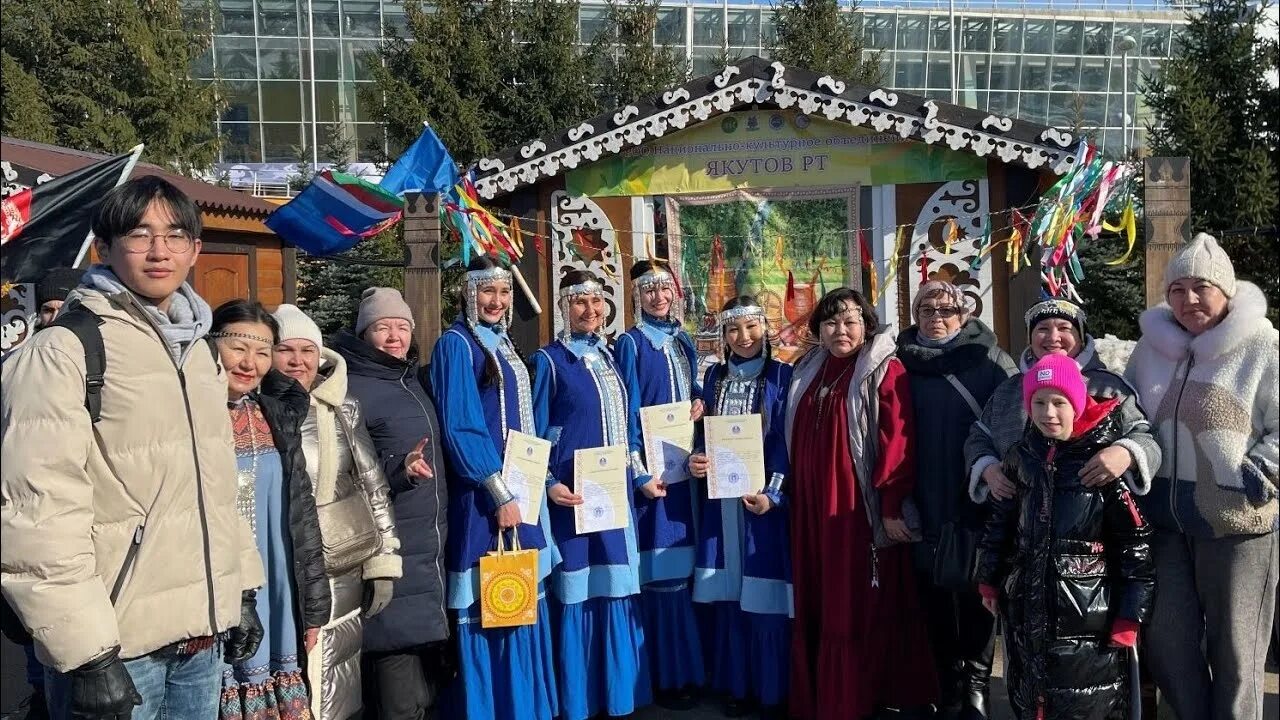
[532,332,653,720]
[429,313,559,720]
[693,353,793,708]
[615,311,705,691]
[220,397,311,720]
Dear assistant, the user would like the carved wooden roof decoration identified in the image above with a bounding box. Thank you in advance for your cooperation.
[472,55,1083,201]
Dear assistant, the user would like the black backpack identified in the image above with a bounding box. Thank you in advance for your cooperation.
[48,304,218,422]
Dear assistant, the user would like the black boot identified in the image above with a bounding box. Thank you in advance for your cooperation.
[655,686,697,711]
[958,640,993,720]
[722,696,754,717]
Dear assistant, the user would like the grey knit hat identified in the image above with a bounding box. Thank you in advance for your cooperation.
[355,287,415,336]
[1163,232,1237,298]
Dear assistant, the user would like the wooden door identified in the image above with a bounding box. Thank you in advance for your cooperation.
[191,253,250,309]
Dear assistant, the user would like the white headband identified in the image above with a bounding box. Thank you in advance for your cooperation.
[718,304,766,326]
[465,266,514,330]
[558,280,604,300]
[633,269,675,289]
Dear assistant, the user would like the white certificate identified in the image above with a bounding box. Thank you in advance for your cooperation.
[640,401,695,485]
[704,414,767,500]
[502,430,551,526]
[574,445,630,534]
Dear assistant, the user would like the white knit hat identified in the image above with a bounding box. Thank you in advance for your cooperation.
[272,303,323,348]
[356,287,415,336]
[1164,232,1237,298]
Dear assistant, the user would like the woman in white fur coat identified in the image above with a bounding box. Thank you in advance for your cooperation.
[1125,233,1279,720]
[272,304,404,720]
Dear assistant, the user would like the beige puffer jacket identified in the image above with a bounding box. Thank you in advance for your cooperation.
[301,348,401,720]
[0,287,264,672]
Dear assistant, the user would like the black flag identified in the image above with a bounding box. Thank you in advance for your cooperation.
[1,148,139,282]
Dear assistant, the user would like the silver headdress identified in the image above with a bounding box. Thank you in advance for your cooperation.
[717,304,766,328]
[464,265,515,330]
[717,304,769,361]
[557,278,606,339]
[632,267,684,325]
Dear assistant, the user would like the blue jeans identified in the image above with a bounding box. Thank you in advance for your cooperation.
[46,642,222,720]
[24,642,44,688]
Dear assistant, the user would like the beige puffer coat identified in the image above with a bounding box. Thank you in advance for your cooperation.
[0,287,264,672]
[301,348,402,720]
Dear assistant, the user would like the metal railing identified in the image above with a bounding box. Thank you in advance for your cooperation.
[643,0,1196,10]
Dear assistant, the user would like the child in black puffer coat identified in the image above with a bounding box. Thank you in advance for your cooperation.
[975,354,1155,720]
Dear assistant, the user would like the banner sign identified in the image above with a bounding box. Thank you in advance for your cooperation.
[566,111,986,197]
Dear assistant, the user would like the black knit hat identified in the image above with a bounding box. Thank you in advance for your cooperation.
[1024,298,1087,339]
[36,267,84,305]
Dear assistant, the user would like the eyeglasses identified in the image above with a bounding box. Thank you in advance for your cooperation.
[919,306,961,319]
[119,228,195,254]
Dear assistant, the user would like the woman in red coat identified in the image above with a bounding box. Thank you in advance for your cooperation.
[784,288,938,719]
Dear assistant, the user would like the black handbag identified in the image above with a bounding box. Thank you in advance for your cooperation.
[933,520,980,592]
[930,372,985,591]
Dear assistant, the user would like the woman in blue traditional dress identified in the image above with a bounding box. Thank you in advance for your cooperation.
[212,300,332,720]
[686,296,793,719]
[532,269,654,720]
[614,258,706,708]
[427,255,559,720]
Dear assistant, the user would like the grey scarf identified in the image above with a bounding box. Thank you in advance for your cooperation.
[916,327,962,348]
[82,265,213,365]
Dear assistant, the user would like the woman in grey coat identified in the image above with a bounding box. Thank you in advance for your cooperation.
[273,304,403,720]
[964,299,1160,503]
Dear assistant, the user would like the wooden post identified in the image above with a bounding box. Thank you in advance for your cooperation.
[403,191,443,358]
[1143,158,1192,307]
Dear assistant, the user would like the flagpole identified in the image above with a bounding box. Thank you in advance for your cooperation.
[72,144,144,268]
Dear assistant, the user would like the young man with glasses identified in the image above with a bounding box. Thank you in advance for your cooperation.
[1,176,266,719]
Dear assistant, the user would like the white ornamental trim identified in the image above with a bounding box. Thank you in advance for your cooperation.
[713,65,741,89]
[472,79,1079,200]
[981,114,1014,133]
[477,157,506,173]
[519,139,547,159]
[768,62,786,89]
[567,122,595,142]
[1039,128,1075,149]
[869,88,898,107]
[612,105,640,127]
[816,75,846,95]
[662,88,691,106]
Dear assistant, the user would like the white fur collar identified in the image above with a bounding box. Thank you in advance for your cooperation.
[310,347,349,409]
[1138,281,1271,361]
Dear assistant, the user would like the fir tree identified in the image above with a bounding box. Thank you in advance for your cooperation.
[365,0,598,162]
[1,0,223,173]
[770,0,883,84]
[295,119,404,335]
[1142,0,1279,315]
[594,0,686,108]
[496,0,601,149]
[363,0,497,163]
[1076,233,1148,339]
[1,52,57,144]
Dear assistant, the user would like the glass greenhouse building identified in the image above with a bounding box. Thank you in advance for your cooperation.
[195,0,1190,187]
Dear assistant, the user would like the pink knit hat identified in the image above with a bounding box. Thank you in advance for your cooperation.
[1023,354,1087,416]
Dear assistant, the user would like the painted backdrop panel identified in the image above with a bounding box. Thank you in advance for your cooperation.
[666,186,856,362]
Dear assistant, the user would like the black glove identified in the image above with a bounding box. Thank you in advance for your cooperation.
[68,648,141,719]
[223,590,264,665]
